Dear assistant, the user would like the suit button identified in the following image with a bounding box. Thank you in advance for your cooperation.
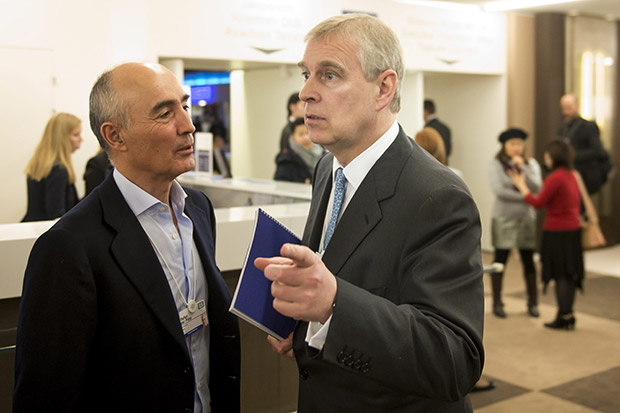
[345,356,354,367]
[361,363,370,373]
[184,408,192,413]
[354,359,362,369]
[337,351,347,363]
[183,367,191,375]
[300,369,309,380]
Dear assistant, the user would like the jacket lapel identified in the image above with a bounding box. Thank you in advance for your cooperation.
[98,177,190,358]
[184,194,232,316]
[303,156,333,250]
[320,126,414,275]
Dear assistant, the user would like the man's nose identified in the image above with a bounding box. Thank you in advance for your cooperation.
[299,76,318,104]
[179,109,196,135]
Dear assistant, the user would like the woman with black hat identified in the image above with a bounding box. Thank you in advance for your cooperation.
[489,128,542,318]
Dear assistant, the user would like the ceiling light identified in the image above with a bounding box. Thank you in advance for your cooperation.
[395,0,481,13]
[483,0,580,12]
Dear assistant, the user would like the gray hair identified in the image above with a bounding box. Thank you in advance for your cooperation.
[305,13,405,113]
[88,68,130,151]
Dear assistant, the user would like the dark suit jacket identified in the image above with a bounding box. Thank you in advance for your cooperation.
[274,148,313,183]
[84,151,113,196]
[22,164,79,222]
[293,126,484,412]
[558,116,608,194]
[14,175,240,413]
[426,117,452,158]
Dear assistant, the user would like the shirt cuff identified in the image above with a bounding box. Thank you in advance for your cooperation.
[305,315,333,350]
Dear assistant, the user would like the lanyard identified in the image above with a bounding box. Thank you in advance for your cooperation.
[145,224,200,314]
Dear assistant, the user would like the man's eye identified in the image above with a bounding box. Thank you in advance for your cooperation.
[183,105,190,112]
[301,72,310,81]
[326,73,336,80]
[159,111,171,119]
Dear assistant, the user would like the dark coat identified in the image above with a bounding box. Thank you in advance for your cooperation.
[293,126,484,412]
[558,116,609,194]
[84,151,113,195]
[426,117,452,158]
[274,148,313,183]
[22,164,79,222]
[14,175,240,413]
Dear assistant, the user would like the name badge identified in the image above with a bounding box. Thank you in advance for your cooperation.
[179,299,208,337]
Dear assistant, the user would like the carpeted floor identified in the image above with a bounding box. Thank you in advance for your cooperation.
[472,251,620,412]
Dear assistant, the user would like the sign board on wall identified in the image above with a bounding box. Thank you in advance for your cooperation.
[151,0,506,75]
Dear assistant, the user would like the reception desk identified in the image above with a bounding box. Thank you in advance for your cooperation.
[178,172,312,208]
[0,177,310,413]
[0,176,311,300]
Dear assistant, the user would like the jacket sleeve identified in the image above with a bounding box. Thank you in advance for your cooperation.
[44,166,71,219]
[322,185,484,401]
[489,159,524,202]
[574,121,603,163]
[523,158,543,193]
[14,227,97,412]
[524,172,559,209]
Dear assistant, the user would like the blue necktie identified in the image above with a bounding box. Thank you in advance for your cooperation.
[323,167,347,250]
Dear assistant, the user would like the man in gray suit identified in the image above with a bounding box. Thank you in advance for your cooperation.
[255,13,484,412]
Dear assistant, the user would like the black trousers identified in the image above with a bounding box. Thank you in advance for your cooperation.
[492,249,538,306]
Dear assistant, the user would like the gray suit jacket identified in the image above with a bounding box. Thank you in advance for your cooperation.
[293,126,484,412]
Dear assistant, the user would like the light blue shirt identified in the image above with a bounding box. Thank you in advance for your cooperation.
[114,169,210,413]
[307,120,400,349]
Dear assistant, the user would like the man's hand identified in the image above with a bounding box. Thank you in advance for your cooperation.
[267,333,295,360]
[254,243,337,324]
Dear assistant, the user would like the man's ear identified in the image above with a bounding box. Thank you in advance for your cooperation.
[375,69,397,112]
[100,122,127,151]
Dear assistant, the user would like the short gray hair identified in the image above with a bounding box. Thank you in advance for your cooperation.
[305,13,405,113]
[89,68,130,151]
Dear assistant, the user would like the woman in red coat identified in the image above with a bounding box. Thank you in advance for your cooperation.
[509,139,582,330]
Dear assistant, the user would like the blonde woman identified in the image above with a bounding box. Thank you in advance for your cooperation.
[22,113,82,221]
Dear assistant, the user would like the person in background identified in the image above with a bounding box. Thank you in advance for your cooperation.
[279,91,305,151]
[256,14,484,412]
[274,117,324,184]
[22,112,82,222]
[509,139,582,330]
[424,99,452,164]
[558,93,610,194]
[14,62,240,412]
[414,127,446,165]
[489,128,542,319]
[84,149,113,195]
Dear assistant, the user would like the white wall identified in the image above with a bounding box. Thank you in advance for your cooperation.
[0,0,506,224]
[232,65,304,179]
[425,73,508,251]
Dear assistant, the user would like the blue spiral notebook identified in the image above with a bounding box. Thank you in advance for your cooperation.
[229,208,300,340]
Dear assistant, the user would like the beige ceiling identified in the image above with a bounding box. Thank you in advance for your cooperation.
[443,0,620,20]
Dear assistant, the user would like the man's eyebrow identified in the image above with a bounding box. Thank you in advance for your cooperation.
[149,94,190,116]
[297,60,344,72]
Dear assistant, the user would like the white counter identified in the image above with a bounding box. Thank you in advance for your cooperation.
[177,173,312,207]
[0,202,310,300]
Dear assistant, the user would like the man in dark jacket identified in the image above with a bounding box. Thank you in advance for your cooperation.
[558,93,611,194]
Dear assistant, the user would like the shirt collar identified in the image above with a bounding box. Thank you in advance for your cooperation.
[113,169,187,217]
[332,120,399,190]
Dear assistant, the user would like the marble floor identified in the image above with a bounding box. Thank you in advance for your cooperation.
[471,247,620,412]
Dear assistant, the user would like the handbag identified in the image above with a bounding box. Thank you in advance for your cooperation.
[573,171,606,250]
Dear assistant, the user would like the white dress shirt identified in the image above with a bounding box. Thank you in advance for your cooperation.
[114,169,210,413]
[306,120,400,350]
